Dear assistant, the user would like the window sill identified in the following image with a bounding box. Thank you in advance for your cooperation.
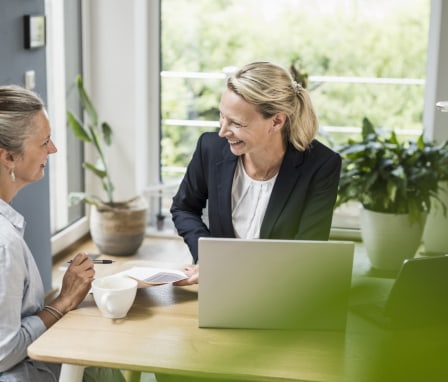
[51,217,89,257]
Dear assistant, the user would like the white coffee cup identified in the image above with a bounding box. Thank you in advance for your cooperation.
[92,275,138,319]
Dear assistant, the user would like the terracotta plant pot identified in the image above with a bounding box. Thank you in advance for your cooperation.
[90,195,148,256]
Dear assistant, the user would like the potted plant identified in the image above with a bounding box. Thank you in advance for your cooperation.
[421,100,448,255]
[335,117,448,271]
[67,75,148,256]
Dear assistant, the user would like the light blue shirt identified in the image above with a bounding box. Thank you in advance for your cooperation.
[0,199,46,372]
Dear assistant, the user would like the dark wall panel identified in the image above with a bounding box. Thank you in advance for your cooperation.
[0,0,52,293]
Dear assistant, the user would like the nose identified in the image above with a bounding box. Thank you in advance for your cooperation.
[48,139,58,154]
[218,117,230,138]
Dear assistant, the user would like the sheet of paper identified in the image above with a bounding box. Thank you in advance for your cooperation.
[114,266,188,287]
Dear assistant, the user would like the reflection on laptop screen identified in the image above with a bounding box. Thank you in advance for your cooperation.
[198,238,355,331]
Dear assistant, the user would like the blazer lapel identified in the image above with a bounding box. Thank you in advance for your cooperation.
[260,144,305,236]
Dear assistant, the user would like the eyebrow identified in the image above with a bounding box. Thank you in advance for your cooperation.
[219,109,246,126]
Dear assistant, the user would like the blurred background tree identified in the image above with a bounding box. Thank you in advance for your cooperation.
[160,0,429,180]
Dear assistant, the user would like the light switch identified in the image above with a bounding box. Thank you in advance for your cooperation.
[25,70,36,90]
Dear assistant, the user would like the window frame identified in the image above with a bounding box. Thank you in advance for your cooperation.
[47,0,448,254]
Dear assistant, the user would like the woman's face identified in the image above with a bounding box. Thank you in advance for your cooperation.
[14,109,57,185]
[218,88,282,157]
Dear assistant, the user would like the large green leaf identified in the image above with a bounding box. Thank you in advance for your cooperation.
[66,112,92,143]
[76,75,98,128]
[102,122,113,146]
[67,75,116,205]
[84,162,107,178]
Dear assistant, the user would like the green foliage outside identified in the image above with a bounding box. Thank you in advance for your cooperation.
[161,0,429,181]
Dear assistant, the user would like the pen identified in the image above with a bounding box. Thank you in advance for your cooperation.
[67,259,115,264]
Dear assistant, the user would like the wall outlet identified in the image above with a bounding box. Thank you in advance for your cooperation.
[25,70,36,90]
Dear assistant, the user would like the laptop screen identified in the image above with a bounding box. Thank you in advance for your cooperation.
[198,238,355,330]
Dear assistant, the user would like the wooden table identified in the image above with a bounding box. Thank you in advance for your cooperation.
[28,238,448,382]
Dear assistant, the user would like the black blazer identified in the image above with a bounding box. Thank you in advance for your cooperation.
[170,132,341,263]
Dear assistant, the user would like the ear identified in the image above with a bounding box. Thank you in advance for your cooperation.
[272,112,287,131]
[0,148,15,167]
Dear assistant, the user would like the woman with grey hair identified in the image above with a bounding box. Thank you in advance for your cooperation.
[170,61,341,285]
[0,85,124,381]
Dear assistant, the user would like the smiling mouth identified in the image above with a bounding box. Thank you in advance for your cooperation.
[228,139,243,145]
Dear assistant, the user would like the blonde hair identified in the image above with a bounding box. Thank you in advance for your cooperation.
[226,61,318,151]
[0,85,44,155]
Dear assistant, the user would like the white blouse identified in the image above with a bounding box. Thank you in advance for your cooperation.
[231,158,278,239]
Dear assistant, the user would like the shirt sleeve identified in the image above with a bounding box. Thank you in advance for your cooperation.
[0,243,46,372]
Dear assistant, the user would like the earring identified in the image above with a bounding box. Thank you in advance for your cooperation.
[10,168,15,182]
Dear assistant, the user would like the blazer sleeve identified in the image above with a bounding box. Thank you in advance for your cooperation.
[260,141,341,242]
[294,151,341,240]
[170,134,211,263]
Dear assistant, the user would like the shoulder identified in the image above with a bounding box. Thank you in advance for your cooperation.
[287,139,340,166]
[0,216,28,274]
[198,131,227,148]
[307,139,340,158]
[305,140,341,168]
[196,132,232,159]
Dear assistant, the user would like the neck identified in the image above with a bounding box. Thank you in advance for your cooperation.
[242,148,285,181]
[0,176,19,203]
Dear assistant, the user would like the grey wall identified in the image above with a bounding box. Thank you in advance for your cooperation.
[0,0,52,293]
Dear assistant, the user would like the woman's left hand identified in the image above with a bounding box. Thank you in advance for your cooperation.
[174,264,199,286]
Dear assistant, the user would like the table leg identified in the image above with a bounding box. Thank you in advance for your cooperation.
[124,370,142,382]
[59,364,85,382]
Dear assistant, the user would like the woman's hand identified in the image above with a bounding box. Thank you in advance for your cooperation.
[52,252,95,313]
[174,264,199,286]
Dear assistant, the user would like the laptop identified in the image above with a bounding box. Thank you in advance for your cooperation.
[351,254,448,329]
[198,238,355,330]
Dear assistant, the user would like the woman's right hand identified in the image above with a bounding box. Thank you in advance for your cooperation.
[52,252,95,313]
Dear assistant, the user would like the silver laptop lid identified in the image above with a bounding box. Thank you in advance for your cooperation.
[198,238,355,330]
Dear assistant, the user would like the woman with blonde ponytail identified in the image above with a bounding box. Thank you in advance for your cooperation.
[170,61,341,286]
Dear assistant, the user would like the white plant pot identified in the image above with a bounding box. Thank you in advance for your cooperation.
[421,182,448,255]
[360,208,426,272]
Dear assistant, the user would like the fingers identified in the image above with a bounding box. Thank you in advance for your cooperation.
[66,252,95,284]
[184,264,199,276]
[174,264,199,285]
[69,252,94,272]
[70,251,91,265]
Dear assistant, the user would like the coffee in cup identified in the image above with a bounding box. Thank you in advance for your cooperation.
[92,275,138,319]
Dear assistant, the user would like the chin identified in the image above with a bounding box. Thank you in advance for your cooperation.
[36,169,45,180]
[229,144,245,156]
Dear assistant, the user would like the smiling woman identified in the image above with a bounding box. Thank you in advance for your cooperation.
[0,85,126,381]
[170,62,341,267]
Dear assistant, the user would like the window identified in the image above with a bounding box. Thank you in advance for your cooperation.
[46,0,87,253]
[45,1,445,251]
[160,0,430,235]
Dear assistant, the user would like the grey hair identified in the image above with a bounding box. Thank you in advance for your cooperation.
[226,61,318,151]
[0,85,44,155]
